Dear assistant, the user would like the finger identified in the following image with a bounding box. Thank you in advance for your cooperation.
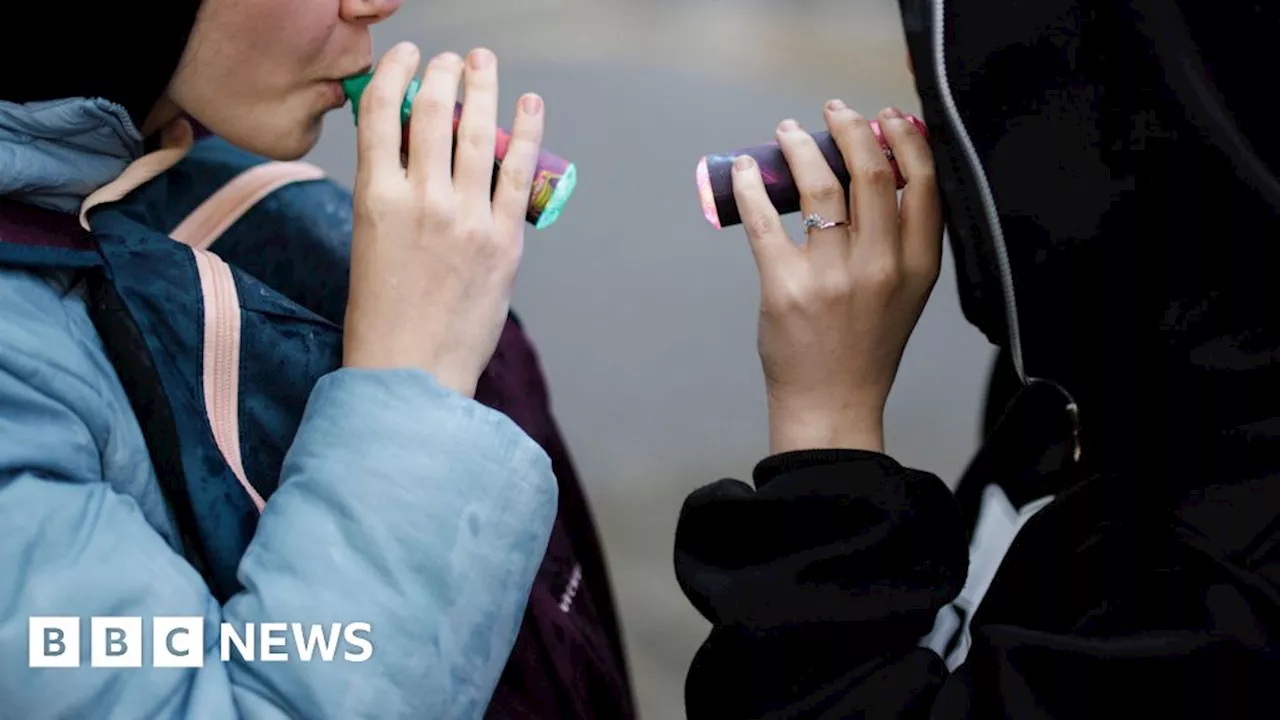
[491,94,546,236]
[357,42,420,182]
[777,117,850,257]
[731,155,795,278]
[453,48,500,203]
[830,106,900,258]
[879,109,942,274]
[408,51,465,189]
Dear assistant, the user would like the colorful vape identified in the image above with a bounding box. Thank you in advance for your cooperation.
[341,72,577,230]
[694,116,928,229]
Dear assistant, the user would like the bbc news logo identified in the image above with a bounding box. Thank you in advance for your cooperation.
[29,617,373,668]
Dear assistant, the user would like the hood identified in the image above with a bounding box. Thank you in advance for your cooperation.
[897,0,1280,470]
[0,99,144,213]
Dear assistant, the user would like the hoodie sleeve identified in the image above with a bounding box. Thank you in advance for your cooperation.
[0,268,556,719]
[675,451,1277,719]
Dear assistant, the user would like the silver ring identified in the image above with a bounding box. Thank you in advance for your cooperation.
[801,212,849,233]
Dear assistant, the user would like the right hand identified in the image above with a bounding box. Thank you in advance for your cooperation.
[343,42,546,397]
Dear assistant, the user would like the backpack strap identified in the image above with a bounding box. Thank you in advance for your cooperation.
[169,161,326,250]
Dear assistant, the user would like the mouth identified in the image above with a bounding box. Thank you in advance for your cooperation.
[323,80,349,109]
[339,64,374,83]
[328,64,374,105]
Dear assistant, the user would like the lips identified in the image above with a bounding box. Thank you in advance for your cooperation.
[339,64,374,82]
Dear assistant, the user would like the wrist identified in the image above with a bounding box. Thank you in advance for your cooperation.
[766,394,886,455]
[342,348,479,398]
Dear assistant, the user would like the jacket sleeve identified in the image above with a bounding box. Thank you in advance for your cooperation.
[0,273,557,719]
[674,450,1277,719]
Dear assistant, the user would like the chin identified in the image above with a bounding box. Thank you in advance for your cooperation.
[221,116,323,161]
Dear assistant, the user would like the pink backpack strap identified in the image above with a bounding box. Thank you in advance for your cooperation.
[170,161,327,249]
[169,159,328,513]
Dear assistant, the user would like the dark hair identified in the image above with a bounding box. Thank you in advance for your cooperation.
[1,1,203,129]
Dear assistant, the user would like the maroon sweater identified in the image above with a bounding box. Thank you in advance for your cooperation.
[476,318,635,719]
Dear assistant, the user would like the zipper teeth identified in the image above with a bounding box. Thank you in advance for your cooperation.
[194,249,263,512]
[932,0,1028,384]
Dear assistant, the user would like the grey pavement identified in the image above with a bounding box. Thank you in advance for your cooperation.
[305,2,996,717]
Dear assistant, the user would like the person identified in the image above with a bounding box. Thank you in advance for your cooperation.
[0,1,632,718]
[674,0,1280,717]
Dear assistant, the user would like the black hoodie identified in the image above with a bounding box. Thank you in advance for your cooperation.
[674,1,1280,717]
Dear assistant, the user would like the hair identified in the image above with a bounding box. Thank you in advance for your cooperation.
[2,2,203,129]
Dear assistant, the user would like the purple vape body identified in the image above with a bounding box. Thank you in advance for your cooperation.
[695,116,928,228]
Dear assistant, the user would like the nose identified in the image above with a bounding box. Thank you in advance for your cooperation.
[340,0,402,25]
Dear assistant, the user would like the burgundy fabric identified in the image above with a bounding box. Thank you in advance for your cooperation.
[476,319,635,720]
[0,198,94,250]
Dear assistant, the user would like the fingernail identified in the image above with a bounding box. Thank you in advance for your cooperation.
[436,51,462,66]
[778,119,799,133]
[469,47,494,69]
[882,107,903,119]
[521,94,543,115]
[733,155,756,172]
[826,99,846,112]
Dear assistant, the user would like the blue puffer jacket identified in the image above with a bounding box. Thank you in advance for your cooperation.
[0,98,557,718]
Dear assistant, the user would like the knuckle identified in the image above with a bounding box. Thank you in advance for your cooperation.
[459,218,495,244]
[859,257,903,290]
[412,92,449,118]
[805,181,845,205]
[858,161,896,187]
[497,153,532,189]
[771,273,818,312]
[745,209,780,238]
[766,285,806,315]
[910,165,938,189]
[456,126,492,152]
[357,178,402,210]
[497,168,526,197]
[815,272,853,302]
[421,193,457,223]
[353,187,381,220]
[367,83,403,113]
[847,112,872,134]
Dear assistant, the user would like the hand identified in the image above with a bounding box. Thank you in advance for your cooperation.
[732,103,943,454]
[343,43,546,397]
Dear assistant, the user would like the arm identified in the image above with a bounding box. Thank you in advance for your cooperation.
[0,274,556,719]
[676,451,1277,719]
[675,450,965,719]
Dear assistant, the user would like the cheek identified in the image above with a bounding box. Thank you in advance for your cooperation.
[219,0,339,68]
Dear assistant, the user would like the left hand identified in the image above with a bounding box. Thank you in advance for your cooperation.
[731,103,944,455]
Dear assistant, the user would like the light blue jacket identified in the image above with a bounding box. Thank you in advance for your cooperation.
[0,98,557,718]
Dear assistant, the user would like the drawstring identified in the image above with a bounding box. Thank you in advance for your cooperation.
[79,117,195,230]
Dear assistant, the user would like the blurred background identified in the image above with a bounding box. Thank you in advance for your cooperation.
[306,1,995,717]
